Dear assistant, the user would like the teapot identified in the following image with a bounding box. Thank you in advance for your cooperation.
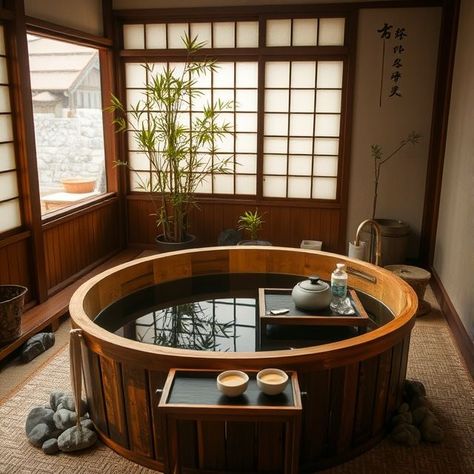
[291,275,332,311]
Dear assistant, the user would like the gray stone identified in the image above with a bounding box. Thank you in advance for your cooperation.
[412,406,430,426]
[27,423,57,448]
[390,423,421,447]
[410,395,429,410]
[57,426,97,452]
[42,438,59,455]
[53,409,77,431]
[392,411,412,426]
[81,418,95,431]
[404,379,427,399]
[60,394,88,416]
[20,333,55,363]
[25,407,55,435]
[50,391,66,411]
[397,402,410,414]
[217,229,242,246]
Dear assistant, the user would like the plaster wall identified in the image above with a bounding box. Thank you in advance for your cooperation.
[24,0,103,36]
[434,0,474,340]
[348,7,441,258]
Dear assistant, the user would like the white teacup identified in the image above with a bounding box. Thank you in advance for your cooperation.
[256,368,289,396]
[217,370,249,397]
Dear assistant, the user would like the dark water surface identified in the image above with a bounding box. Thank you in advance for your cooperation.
[94,273,393,352]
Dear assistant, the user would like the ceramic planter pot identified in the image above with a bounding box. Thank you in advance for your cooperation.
[155,234,197,253]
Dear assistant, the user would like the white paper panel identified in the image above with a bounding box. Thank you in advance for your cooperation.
[128,131,140,150]
[236,113,257,133]
[237,22,259,48]
[214,153,232,169]
[0,143,16,172]
[149,62,167,76]
[169,62,185,77]
[317,61,343,88]
[289,137,312,155]
[236,90,258,111]
[0,171,19,200]
[319,18,345,46]
[264,113,288,136]
[263,155,287,175]
[313,177,337,199]
[213,22,235,48]
[0,26,5,56]
[195,173,212,193]
[265,90,289,113]
[129,152,150,170]
[126,89,145,110]
[291,62,316,88]
[214,112,234,129]
[314,138,339,155]
[193,68,211,88]
[266,19,291,47]
[0,86,10,112]
[236,62,258,88]
[214,174,234,194]
[235,154,257,174]
[125,63,146,88]
[235,175,256,195]
[314,114,340,137]
[290,114,314,136]
[146,24,167,49]
[0,199,21,233]
[265,62,290,88]
[292,19,318,46]
[289,155,312,175]
[213,89,234,105]
[176,112,190,128]
[263,175,286,197]
[236,133,257,153]
[168,23,188,49]
[214,63,234,88]
[0,115,13,142]
[314,155,338,176]
[192,89,211,111]
[216,133,234,153]
[316,90,342,113]
[123,24,145,50]
[288,177,311,198]
[290,90,315,113]
[191,23,211,48]
[126,111,146,132]
[264,137,287,154]
[0,57,8,84]
[130,171,151,192]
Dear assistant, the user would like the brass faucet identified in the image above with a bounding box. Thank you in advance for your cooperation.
[354,219,382,266]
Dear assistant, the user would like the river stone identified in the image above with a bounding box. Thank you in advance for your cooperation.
[42,438,59,455]
[397,402,410,414]
[50,391,66,411]
[410,395,429,410]
[81,418,94,431]
[390,423,421,447]
[60,394,88,416]
[217,228,242,246]
[392,411,412,426]
[404,379,426,399]
[412,406,430,426]
[20,333,55,363]
[53,409,77,431]
[27,423,56,448]
[25,407,55,435]
[58,426,97,452]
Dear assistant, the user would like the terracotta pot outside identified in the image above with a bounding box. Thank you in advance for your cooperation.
[0,285,28,344]
[61,178,96,193]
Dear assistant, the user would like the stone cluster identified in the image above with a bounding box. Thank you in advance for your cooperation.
[25,391,97,455]
[389,379,444,446]
[20,333,55,363]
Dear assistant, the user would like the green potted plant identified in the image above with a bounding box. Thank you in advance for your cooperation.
[109,34,233,249]
[237,209,271,246]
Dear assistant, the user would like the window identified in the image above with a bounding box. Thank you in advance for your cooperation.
[27,34,107,215]
[121,13,348,202]
[0,24,22,234]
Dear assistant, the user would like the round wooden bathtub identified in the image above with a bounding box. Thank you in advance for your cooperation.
[70,247,417,472]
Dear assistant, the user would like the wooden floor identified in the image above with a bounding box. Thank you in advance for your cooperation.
[0,248,141,363]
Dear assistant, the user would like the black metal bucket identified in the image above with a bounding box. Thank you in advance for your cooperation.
[0,285,28,345]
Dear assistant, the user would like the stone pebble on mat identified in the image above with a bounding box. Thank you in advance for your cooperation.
[20,332,55,363]
[42,438,59,455]
[50,391,66,411]
[53,408,78,431]
[57,425,97,452]
[390,423,421,446]
[60,394,88,416]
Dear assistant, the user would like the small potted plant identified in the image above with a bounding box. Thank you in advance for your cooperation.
[109,34,233,250]
[237,209,271,246]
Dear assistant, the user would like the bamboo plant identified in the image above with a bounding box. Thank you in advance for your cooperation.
[109,34,233,243]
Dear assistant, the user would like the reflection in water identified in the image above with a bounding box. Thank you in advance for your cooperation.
[95,273,394,353]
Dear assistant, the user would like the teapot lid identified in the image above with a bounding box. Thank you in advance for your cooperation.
[297,275,329,292]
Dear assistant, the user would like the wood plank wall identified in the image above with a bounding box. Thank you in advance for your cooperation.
[43,200,120,293]
[128,198,343,252]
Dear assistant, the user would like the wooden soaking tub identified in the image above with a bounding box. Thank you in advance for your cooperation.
[69,247,417,472]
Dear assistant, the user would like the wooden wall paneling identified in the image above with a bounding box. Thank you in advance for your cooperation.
[82,344,109,436]
[197,420,226,470]
[257,421,285,471]
[225,421,256,471]
[99,355,129,448]
[0,238,32,301]
[122,364,154,458]
[352,355,379,445]
[148,370,169,462]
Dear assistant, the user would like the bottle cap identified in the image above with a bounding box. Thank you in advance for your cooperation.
[336,263,346,270]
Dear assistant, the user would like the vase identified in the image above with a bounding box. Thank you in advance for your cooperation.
[155,234,197,253]
[0,285,28,345]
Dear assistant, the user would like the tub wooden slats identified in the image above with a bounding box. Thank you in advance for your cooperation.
[326,366,347,457]
[397,335,411,406]
[148,370,168,461]
[371,350,393,436]
[122,364,154,458]
[385,341,404,423]
[100,355,129,448]
[177,420,199,469]
[257,421,285,471]
[81,345,108,436]
[353,356,379,445]
[226,421,256,471]
[197,420,226,470]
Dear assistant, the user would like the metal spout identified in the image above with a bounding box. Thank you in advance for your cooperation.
[354,219,382,266]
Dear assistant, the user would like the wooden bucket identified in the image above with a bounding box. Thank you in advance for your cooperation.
[0,285,28,344]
